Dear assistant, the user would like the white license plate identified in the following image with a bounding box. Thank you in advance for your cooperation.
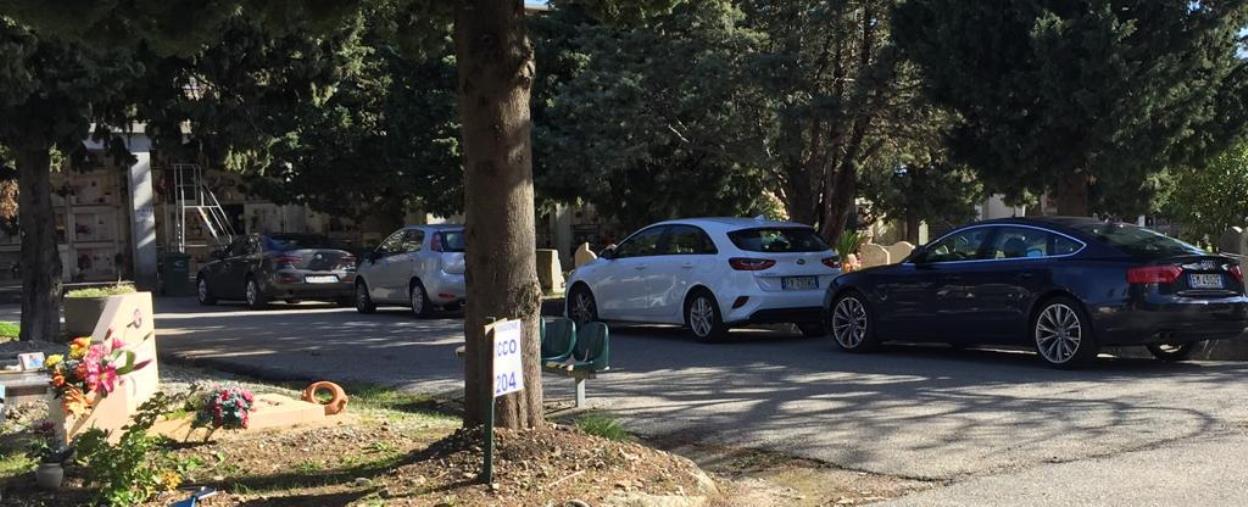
[1189,274,1224,289]
[305,275,339,284]
[782,276,818,291]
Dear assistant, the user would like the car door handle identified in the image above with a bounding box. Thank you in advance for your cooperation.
[634,266,647,271]
[1018,272,1036,279]
[681,263,694,269]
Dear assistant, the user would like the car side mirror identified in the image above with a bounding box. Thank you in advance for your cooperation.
[368,250,384,262]
[599,246,617,260]
[210,249,226,260]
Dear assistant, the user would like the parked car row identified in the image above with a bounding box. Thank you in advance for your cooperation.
[199,215,1248,369]
[197,225,467,317]
[564,216,1248,369]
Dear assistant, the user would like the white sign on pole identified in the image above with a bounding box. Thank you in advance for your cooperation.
[492,319,525,398]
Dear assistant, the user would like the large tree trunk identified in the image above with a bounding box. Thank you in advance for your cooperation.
[904,213,921,245]
[17,145,61,342]
[455,0,544,430]
[1055,171,1090,216]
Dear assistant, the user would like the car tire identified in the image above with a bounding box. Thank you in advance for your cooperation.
[1147,342,1198,362]
[245,277,268,310]
[197,277,216,306]
[797,322,826,338]
[685,290,728,342]
[566,284,599,324]
[1032,297,1098,369]
[410,281,433,318]
[355,281,376,314]
[828,291,879,353]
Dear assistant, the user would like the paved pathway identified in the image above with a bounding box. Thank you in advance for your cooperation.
[15,297,1246,503]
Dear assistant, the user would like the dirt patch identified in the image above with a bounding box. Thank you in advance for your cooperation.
[377,425,715,506]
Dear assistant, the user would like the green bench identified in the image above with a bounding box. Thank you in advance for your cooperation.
[541,318,610,407]
[453,318,610,407]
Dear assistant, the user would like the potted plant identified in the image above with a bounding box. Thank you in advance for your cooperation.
[62,283,136,338]
[835,231,865,273]
[29,421,73,490]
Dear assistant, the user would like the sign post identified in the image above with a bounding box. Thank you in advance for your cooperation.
[482,319,524,483]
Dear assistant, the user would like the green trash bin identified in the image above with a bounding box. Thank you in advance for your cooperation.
[160,253,193,296]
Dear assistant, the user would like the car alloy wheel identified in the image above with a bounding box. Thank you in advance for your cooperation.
[355,283,376,314]
[1035,303,1082,365]
[688,297,716,338]
[197,278,215,305]
[410,283,430,318]
[831,296,869,349]
[569,287,597,323]
[245,279,265,309]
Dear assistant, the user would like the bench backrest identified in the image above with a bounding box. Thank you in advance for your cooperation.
[542,318,577,359]
[574,321,610,371]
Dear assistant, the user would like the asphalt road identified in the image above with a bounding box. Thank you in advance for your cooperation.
[105,297,1248,502]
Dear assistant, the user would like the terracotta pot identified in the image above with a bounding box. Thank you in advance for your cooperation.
[35,462,63,490]
[62,296,109,339]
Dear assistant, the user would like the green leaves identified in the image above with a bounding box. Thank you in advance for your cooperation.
[894,0,1248,215]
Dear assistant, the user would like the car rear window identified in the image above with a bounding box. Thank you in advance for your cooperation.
[265,235,340,251]
[728,227,830,253]
[1070,223,1203,259]
[436,230,466,252]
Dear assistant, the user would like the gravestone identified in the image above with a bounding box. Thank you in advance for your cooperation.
[886,242,916,264]
[859,244,891,268]
[50,292,159,442]
[536,249,565,292]
[574,242,598,268]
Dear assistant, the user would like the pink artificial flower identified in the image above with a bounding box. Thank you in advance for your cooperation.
[97,366,120,393]
[84,362,102,392]
[110,337,125,351]
[85,344,107,364]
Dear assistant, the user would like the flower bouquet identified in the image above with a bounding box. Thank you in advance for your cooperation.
[46,333,148,417]
[190,385,255,431]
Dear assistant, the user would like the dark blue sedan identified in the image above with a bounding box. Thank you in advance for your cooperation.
[823,217,1248,367]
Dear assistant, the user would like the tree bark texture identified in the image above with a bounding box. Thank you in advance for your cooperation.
[1055,171,1090,217]
[454,0,544,430]
[17,145,61,342]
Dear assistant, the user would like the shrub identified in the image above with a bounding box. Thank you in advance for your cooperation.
[75,393,183,506]
[65,284,137,298]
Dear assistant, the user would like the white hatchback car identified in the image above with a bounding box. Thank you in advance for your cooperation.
[565,218,842,340]
[354,224,466,317]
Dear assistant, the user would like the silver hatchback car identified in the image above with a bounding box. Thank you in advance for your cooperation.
[354,224,466,317]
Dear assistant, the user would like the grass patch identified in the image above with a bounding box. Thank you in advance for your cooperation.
[0,321,18,339]
[65,283,136,298]
[574,412,629,441]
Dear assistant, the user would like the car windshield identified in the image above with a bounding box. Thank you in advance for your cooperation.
[1070,222,1204,259]
[437,230,466,252]
[728,227,830,253]
[265,235,340,251]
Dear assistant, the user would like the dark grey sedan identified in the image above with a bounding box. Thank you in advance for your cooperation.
[196,233,357,309]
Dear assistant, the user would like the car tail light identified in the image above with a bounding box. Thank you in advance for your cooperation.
[822,257,839,268]
[431,234,443,252]
[337,255,357,271]
[1127,265,1182,285]
[1230,264,1244,284]
[729,257,775,271]
[275,255,302,268]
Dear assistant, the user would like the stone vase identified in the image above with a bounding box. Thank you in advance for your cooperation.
[34,462,63,490]
[62,296,109,339]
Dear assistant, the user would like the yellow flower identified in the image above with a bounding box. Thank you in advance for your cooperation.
[45,354,63,369]
[69,337,91,359]
[160,470,182,491]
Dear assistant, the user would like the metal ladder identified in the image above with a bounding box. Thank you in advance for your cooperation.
[172,163,235,253]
